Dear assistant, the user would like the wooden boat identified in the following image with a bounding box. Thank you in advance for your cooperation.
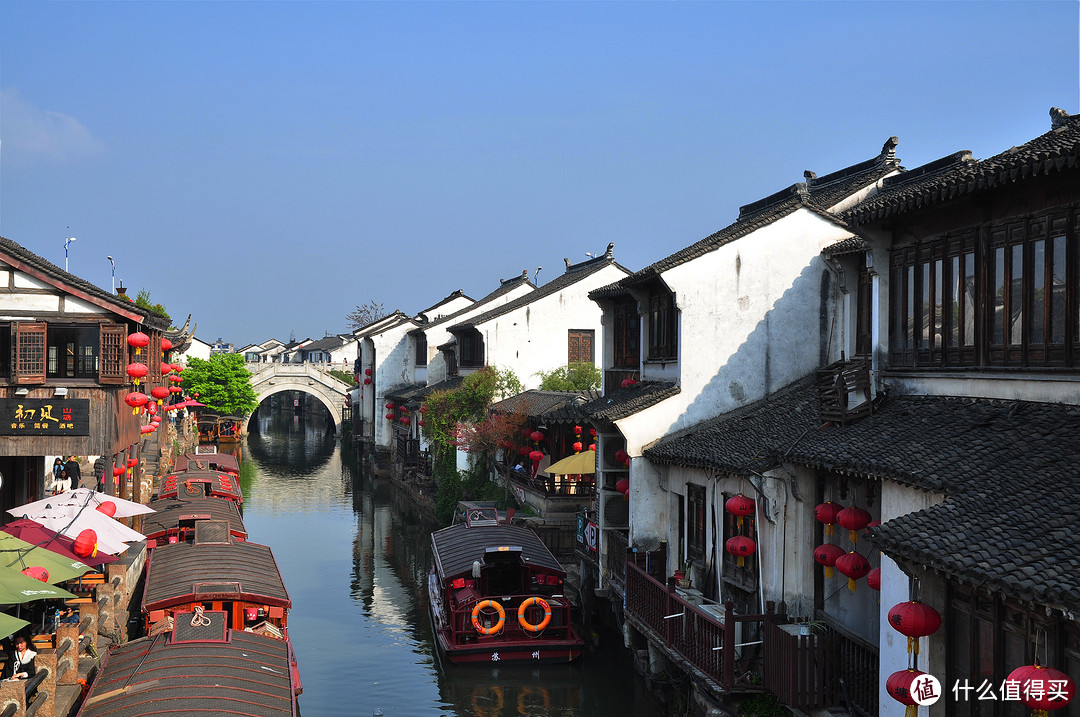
[142,497,248,547]
[428,501,583,664]
[196,413,220,443]
[78,616,301,717]
[217,415,244,443]
[154,469,243,506]
[142,526,290,638]
[173,451,240,476]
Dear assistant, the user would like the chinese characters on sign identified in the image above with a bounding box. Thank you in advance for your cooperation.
[0,399,90,436]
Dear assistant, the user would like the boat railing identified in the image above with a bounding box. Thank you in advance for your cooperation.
[445,592,576,644]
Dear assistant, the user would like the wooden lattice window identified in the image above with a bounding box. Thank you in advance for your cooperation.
[613,299,640,369]
[647,289,677,361]
[415,333,427,367]
[99,323,127,384]
[14,322,46,385]
[687,484,706,562]
[568,330,594,364]
[149,331,162,382]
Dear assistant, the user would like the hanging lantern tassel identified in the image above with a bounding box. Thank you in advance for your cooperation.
[814,543,845,579]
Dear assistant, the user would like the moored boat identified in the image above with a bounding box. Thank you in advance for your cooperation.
[196,413,220,443]
[173,451,241,476]
[217,415,244,443]
[154,469,243,506]
[428,502,583,664]
[142,496,248,547]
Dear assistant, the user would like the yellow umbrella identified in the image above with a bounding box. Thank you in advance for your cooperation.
[544,450,597,475]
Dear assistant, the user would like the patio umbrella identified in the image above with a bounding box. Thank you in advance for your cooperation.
[544,449,597,475]
[0,565,77,604]
[0,532,91,583]
[0,612,30,640]
[0,520,117,567]
[9,487,155,519]
[14,506,143,556]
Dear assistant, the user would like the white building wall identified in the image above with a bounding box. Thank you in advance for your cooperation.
[481,264,628,389]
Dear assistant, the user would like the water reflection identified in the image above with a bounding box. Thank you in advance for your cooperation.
[240,408,661,717]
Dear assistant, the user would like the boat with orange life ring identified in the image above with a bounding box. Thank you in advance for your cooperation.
[428,501,584,664]
[471,599,506,635]
[517,596,552,632]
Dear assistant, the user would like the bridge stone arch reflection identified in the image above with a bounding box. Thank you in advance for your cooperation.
[248,362,352,428]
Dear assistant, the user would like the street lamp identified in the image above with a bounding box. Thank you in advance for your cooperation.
[64,235,76,272]
[107,256,115,292]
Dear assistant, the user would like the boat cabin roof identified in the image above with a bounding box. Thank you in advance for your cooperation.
[174,452,240,474]
[156,470,243,503]
[143,537,289,611]
[431,523,565,581]
[142,498,247,541]
[77,626,298,717]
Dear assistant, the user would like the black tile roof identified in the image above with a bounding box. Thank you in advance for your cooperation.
[450,254,630,331]
[384,376,465,406]
[409,273,536,334]
[821,236,870,257]
[845,108,1080,225]
[590,140,898,300]
[643,375,1080,611]
[490,389,601,424]
[418,289,474,319]
[79,629,297,717]
[0,235,168,328]
[578,381,680,425]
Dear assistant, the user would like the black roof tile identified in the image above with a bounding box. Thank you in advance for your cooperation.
[579,381,680,424]
[490,389,601,424]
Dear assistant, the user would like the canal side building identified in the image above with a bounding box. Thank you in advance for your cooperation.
[0,236,170,512]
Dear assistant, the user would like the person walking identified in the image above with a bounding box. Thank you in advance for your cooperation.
[64,456,81,489]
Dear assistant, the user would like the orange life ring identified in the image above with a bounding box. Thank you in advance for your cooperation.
[471,599,506,635]
[517,596,552,632]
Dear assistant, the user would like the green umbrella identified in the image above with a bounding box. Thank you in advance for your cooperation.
[0,565,77,604]
[0,532,91,584]
[0,612,30,640]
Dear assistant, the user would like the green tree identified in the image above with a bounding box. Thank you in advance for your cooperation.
[135,289,171,323]
[536,362,602,391]
[181,354,259,416]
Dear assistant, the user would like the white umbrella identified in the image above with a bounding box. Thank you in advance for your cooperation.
[9,487,155,519]
[15,507,143,555]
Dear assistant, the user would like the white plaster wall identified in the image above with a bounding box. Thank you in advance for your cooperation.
[888,372,1080,406]
[61,296,105,314]
[177,338,212,362]
[1,294,60,312]
[0,270,9,285]
[13,273,50,290]
[481,264,627,389]
[367,323,416,448]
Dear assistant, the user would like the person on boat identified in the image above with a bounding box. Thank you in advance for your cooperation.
[4,635,36,681]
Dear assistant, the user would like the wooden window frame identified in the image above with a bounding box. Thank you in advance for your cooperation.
[14,322,46,385]
[888,210,1075,370]
[458,330,484,368]
[613,299,640,369]
[414,334,427,367]
[721,489,757,592]
[647,290,677,361]
[568,329,595,365]
[686,484,706,563]
[99,323,127,384]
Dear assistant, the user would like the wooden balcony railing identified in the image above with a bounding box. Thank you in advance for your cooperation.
[625,561,761,689]
[496,464,596,498]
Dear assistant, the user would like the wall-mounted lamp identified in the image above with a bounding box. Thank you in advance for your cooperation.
[14,388,29,396]
[54,387,68,397]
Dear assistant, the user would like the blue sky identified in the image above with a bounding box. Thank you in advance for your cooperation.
[1,1,1076,346]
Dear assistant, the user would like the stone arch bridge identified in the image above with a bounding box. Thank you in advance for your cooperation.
[248,362,353,428]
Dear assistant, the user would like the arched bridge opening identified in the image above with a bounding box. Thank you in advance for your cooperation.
[247,363,352,433]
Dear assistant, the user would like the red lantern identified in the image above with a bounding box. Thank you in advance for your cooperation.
[364,378,372,385]
[112,466,123,478]
[169,386,182,394]
[573,425,582,434]
[589,429,597,437]
[161,362,173,375]
[125,391,149,414]
[620,378,637,388]
[835,551,870,592]
[725,494,755,529]
[127,331,150,354]
[140,425,154,434]
[614,449,628,463]
[814,501,843,536]
[529,450,544,463]
[385,403,395,410]
[96,501,117,517]
[867,567,881,591]
[161,337,173,352]
[886,669,926,716]
[171,363,182,373]
[837,506,871,543]
[126,362,149,386]
[573,442,583,453]
[418,406,427,414]
[147,403,158,416]
[385,413,395,420]
[126,458,137,468]
[21,566,49,583]
[1007,663,1075,715]
[365,368,373,376]
[151,386,170,404]
[813,543,845,578]
[519,446,530,456]
[418,420,425,427]
[615,478,629,495]
[530,430,544,443]
[888,601,942,655]
[588,443,596,452]
[73,529,98,558]
[168,374,183,384]
[401,416,411,425]
[725,536,756,567]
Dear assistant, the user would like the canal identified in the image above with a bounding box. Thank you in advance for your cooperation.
[237,408,664,717]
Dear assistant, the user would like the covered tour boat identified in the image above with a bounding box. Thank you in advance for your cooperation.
[173,451,240,476]
[428,502,583,664]
[154,469,243,506]
[217,415,244,443]
[196,413,219,443]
